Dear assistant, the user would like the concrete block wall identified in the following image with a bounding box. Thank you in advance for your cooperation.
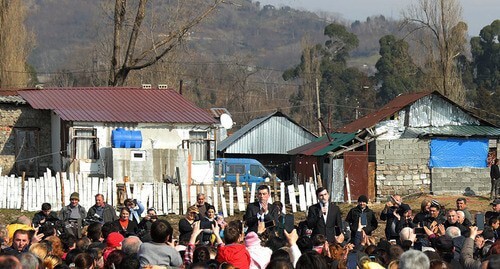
[431,167,490,195]
[375,139,431,199]
[0,105,51,175]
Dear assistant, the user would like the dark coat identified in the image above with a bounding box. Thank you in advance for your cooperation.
[306,202,342,243]
[87,204,118,223]
[346,205,378,238]
[113,219,139,237]
[32,211,59,227]
[243,201,279,234]
[491,164,500,180]
[59,204,86,221]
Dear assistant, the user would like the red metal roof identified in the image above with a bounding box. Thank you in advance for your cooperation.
[336,91,432,133]
[18,87,216,124]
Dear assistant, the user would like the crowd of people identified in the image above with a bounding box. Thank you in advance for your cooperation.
[0,184,500,269]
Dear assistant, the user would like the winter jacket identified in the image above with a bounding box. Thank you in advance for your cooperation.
[87,204,118,223]
[346,205,378,239]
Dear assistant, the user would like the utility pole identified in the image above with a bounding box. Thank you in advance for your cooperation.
[316,78,322,136]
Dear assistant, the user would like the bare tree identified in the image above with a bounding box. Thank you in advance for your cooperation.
[402,0,467,104]
[0,0,31,87]
[108,0,226,86]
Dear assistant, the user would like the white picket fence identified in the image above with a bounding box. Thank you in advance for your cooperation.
[0,170,321,216]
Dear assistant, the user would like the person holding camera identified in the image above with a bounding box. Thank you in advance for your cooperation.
[138,208,158,242]
[381,195,410,240]
[59,192,87,238]
[33,203,59,228]
[178,205,199,243]
[124,198,144,224]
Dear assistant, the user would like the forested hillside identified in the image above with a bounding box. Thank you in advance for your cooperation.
[21,0,499,130]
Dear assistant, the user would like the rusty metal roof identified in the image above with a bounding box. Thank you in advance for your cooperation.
[18,87,216,124]
[336,91,432,133]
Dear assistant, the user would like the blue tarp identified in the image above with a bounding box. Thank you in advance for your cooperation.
[429,138,488,168]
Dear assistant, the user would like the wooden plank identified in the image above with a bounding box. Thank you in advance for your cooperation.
[310,182,318,204]
[228,186,234,216]
[298,184,307,212]
[219,186,228,218]
[250,183,256,203]
[236,187,245,212]
[172,185,180,214]
[212,186,219,214]
[189,185,197,206]
[0,176,6,208]
[305,182,312,207]
[55,173,61,209]
[280,182,286,214]
[166,184,172,214]
[287,184,297,213]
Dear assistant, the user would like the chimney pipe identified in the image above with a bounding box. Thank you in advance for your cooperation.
[179,80,183,95]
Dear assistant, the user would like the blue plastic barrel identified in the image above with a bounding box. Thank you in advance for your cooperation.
[112,128,142,148]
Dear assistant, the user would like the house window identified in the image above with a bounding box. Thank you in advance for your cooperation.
[189,131,208,161]
[131,150,146,161]
[72,128,98,160]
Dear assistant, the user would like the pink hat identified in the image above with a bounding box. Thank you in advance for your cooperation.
[245,232,261,247]
[107,232,124,248]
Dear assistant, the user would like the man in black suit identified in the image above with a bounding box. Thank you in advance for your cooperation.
[244,184,279,234]
[306,187,343,243]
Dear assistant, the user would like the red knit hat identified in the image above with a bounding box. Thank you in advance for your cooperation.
[107,232,124,248]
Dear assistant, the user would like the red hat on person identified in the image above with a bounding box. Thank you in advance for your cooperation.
[107,232,124,248]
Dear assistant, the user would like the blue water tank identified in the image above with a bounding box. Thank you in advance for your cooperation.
[112,128,142,148]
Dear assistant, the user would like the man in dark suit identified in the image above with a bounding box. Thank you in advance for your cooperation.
[306,187,343,243]
[244,184,279,234]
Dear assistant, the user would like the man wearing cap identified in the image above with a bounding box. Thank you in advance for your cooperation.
[59,192,87,238]
[485,199,500,223]
[87,194,118,224]
[306,187,343,243]
[345,195,378,240]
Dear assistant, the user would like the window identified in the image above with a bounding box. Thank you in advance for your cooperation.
[131,150,146,161]
[72,128,98,160]
[227,164,246,175]
[250,164,267,177]
[188,131,208,161]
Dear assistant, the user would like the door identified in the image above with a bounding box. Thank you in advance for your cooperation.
[344,151,368,202]
[15,128,39,176]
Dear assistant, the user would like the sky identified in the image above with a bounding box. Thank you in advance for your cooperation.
[258,0,499,36]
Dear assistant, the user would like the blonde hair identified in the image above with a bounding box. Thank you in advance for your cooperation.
[29,242,49,260]
[43,254,62,269]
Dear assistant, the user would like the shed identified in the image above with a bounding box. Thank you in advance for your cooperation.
[289,91,500,201]
[217,111,317,181]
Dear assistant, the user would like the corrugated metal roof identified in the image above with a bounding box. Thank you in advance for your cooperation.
[337,91,432,133]
[17,87,216,124]
[209,108,231,118]
[0,95,26,105]
[404,126,500,137]
[217,111,317,154]
[337,91,496,133]
[288,132,357,156]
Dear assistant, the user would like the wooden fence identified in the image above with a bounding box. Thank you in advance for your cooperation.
[0,170,322,216]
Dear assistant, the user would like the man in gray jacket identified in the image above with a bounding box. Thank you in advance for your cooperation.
[137,219,182,267]
[87,194,118,224]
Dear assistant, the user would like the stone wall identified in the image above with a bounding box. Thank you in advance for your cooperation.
[0,104,51,175]
[431,167,490,195]
[375,139,431,199]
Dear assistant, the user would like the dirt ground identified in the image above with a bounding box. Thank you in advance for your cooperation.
[0,193,494,240]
